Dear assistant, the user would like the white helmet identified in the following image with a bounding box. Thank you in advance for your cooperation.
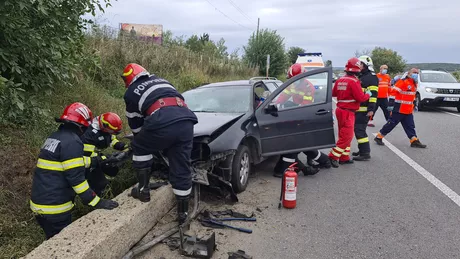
[358,55,374,71]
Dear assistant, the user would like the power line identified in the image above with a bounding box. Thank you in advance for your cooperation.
[204,0,253,31]
[227,0,256,25]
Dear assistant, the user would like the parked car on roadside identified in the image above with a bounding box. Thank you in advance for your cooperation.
[181,68,336,194]
[415,70,460,112]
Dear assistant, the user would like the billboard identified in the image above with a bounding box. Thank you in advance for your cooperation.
[120,23,163,45]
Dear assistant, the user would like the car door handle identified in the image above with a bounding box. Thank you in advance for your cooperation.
[315,109,330,115]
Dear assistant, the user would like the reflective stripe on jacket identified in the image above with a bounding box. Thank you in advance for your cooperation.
[389,77,417,114]
[377,73,391,98]
[30,125,101,215]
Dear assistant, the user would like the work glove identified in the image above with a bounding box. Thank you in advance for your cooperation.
[387,106,394,111]
[365,90,372,96]
[113,141,127,151]
[94,199,119,210]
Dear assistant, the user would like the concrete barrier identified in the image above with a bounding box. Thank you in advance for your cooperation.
[23,185,175,259]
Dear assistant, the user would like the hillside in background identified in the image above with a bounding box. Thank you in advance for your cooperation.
[407,63,460,72]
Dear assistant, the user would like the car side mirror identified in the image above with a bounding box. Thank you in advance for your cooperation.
[264,103,278,117]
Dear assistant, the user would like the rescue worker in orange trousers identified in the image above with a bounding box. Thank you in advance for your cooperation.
[368,64,391,127]
[328,57,372,168]
[273,63,332,177]
[374,68,427,148]
[81,112,128,196]
[30,103,119,239]
[351,55,379,161]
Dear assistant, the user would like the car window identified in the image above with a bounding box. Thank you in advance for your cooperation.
[420,72,458,83]
[182,86,251,113]
[264,82,278,93]
[270,72,329,111]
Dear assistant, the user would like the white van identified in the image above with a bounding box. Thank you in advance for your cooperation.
[295,52,327,100]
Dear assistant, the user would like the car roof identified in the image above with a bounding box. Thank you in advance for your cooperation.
[195,79,283,89]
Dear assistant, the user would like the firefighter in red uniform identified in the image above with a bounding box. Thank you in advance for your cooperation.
[328,57,372,168]
[273,63,332,177]
[374,68,427,148]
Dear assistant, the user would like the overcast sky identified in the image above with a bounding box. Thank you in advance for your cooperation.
[94,0,460,66]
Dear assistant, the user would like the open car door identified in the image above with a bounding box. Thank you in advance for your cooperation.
[255,66,336,157]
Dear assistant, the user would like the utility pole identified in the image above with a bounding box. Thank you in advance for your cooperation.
[256,18,260,72]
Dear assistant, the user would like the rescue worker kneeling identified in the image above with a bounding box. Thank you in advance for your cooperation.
[273,63,331,178]
[81,112,127,196]
[30,103,119,240]
[374,68,427,148]
[121,63,198,225]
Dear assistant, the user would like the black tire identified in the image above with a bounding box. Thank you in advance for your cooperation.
[230,145,251,194]
[416,93,425,111]
[457,106,460,113]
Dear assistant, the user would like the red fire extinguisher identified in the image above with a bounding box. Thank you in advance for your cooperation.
[278,162,298,209]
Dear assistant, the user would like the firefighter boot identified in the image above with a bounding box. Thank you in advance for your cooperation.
[131,167,151,202]
[176,195,190,225]
[297,159,319,175]
[353,153,371,161]
[410,139,427,148]
[329,157,339,168]
[352,151,360,156]
[316,152,332,169]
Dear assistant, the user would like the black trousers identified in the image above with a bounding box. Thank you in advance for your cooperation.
[373,98,390,121]
[86,163,119,196]
[354,112,370,154]
[35,212,72,239]
[274,153,297,175]
[131,120,194,196]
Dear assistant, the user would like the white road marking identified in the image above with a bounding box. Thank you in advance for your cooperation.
[436,109,460,118]
[372,133,460,207]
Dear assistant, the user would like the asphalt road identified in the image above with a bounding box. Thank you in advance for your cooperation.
[142,104,460,259]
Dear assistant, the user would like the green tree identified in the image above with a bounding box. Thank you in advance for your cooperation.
[243,29,286,76]
[185,35,204,52]
[0,0,111,123]
[370,47,406,74]
[215,38,228,58]
[286,46,305,64]
[325,60,332,67]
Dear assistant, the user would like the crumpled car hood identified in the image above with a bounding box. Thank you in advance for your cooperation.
[193,112,244,137]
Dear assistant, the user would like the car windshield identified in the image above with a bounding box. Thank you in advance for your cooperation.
[182,86,251,113]
[420,72,458,83]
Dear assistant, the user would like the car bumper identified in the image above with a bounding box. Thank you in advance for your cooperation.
[420,96,460,107]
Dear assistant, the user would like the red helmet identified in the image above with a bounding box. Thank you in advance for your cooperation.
[344,57,363,73]
[121,63,149,87]
[98,112,123,134]
[287,63,303,79]
[59,102,93,127]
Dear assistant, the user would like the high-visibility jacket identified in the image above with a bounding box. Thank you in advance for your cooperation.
[376,73,391,98]
[333,74,370,111]
[81,117,126,158]
[30,125,101,215]
[358,69,379,112]
[389,77,417,114]
[275,79,315,105]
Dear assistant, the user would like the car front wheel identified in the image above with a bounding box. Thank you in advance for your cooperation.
[416,93,425,111]
[457,105,460,113]
[231,145,251,193]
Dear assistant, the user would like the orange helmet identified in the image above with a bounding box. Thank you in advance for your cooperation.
[121,63,149,87]
[287,63,303,79]
[59,102,93,127]
[344,57,363,73]
[98,112,123,134]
